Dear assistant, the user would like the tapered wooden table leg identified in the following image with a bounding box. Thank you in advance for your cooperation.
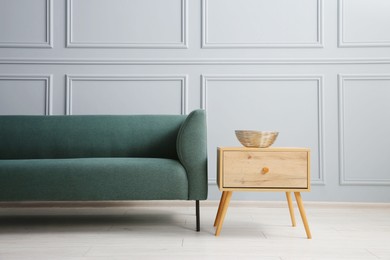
[294,192,312,239]
[215,191,233,236]
[286,192,296,227]
[214,191,228,227]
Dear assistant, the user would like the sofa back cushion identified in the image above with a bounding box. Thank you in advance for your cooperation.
[0,115,185,159]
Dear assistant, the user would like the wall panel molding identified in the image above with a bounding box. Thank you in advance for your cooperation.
[338,0,390,47]
[2,58,390,65]
[0,75,52,115]
[202,0,323,48]
[338,74,390,185]
[66,0,188,49]
[66,75,188,115]
[0,0,52,48]
[201,75,324,185]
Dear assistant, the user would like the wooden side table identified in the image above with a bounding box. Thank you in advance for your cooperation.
[214,147,312,239]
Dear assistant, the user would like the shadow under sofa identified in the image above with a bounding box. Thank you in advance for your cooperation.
[0,109,208,231]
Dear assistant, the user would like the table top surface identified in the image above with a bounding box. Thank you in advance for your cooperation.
[218,147,310,152]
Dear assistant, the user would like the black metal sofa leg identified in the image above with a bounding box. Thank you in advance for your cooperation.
[196,200,200,232]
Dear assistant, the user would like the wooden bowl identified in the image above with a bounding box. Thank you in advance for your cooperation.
[235,130,279,148]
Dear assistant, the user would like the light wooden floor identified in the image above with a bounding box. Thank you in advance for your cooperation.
[0,201,389,259]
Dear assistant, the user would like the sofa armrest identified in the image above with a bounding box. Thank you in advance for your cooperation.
[176,110,208,200]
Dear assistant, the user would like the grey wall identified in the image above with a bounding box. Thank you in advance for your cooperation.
[1,0,390,202]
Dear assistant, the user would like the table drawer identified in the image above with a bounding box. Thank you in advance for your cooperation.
[222,151,308,188]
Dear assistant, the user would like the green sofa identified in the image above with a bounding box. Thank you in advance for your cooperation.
[0,109,207,231]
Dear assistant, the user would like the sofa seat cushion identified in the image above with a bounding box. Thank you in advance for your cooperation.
[0,158,188,201]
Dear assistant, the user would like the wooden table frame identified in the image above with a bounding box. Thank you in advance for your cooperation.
[214,147,312,239]
[214,191,311,238]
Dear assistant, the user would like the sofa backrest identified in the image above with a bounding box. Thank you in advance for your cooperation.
[0,114,187,160]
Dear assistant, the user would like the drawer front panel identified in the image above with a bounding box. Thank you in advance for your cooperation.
[223,151,308,188]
